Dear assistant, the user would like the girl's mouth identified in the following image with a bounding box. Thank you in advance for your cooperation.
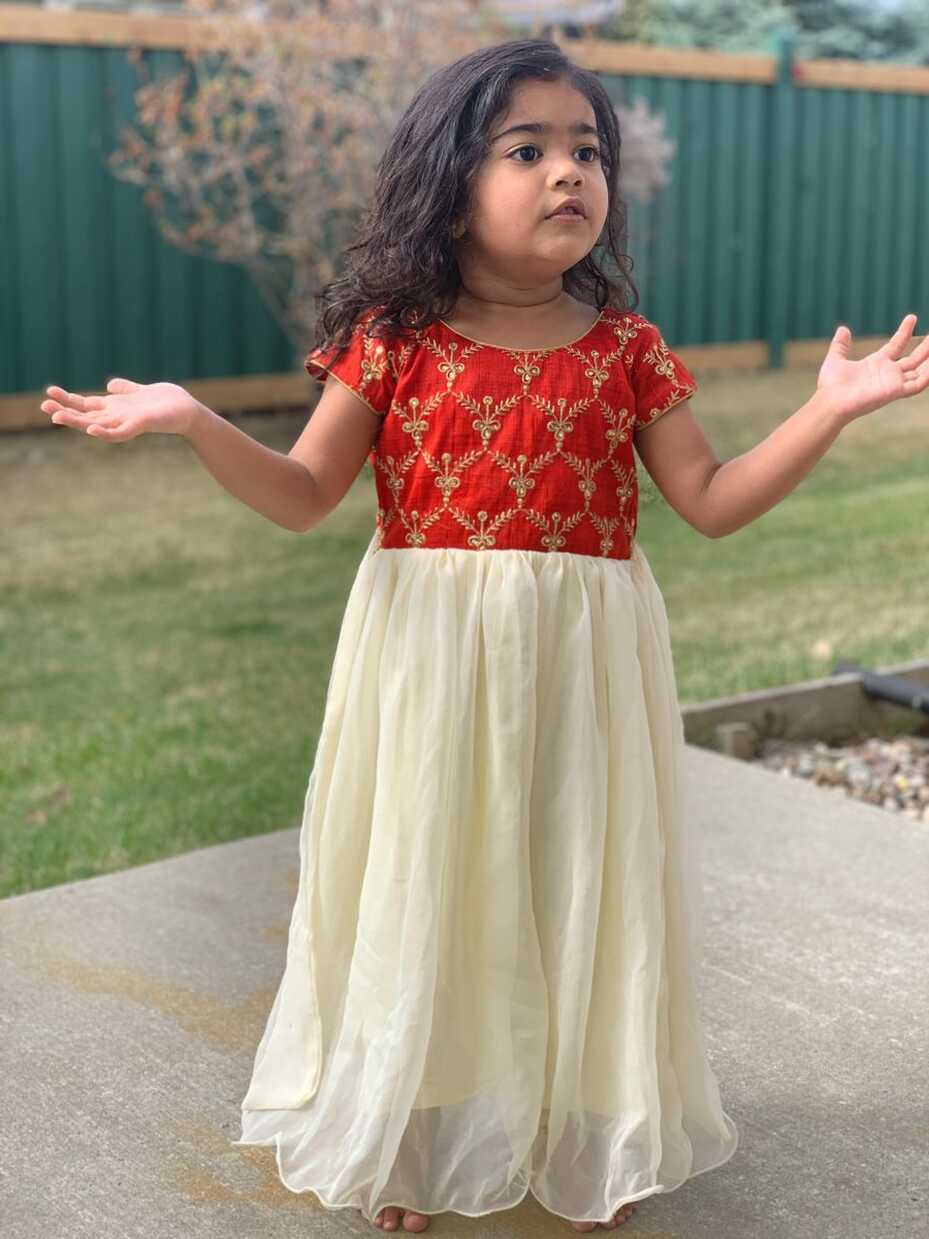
[547,199,587,221]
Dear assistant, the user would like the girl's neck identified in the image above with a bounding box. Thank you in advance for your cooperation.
[456,287,563,314]
[453,279,566,316]
[443,290,599,351]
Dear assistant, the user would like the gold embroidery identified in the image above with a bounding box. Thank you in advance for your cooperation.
[645,339,677,383]
[489,449,559,505]
[399,397,427,446]
[399,506,444,547]
[422,335,482,389]
[590,512,621,556]
[542,396,576,445]
[602,405,634,452]
[522,508,586,551]
[527,392,593,445]
[610,460,636,508]
[359,340,388,389]
[458,391,521,446]
[355,325,413,395]
[561,452,604,505]
[358,309,692,557]
[449,506,519,550]
[640,336,695,422]
[609,317,643,352]
[424,447,485,501]
[644,383,696,422]
[512,354,543,390]
[580,349,610,395]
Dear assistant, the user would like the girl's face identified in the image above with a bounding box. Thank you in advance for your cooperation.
[455,77,609,287]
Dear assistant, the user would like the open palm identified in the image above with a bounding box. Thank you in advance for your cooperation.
[818,315,929,423]
[40,377,198,441]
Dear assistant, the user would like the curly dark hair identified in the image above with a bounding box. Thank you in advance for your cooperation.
[311,37,638,359]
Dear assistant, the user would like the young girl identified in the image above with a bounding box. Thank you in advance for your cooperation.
[41,37,928,1236]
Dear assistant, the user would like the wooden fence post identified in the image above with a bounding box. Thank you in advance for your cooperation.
[766,31,795,369]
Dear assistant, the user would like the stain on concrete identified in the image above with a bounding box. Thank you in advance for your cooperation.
[5,934,278,1050]
[259,866,300,939]
[165,1120,311,1210]
[263,919,290,942]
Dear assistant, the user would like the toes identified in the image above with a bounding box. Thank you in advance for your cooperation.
[375,1207,429,1232]
[571,1201,639,1232]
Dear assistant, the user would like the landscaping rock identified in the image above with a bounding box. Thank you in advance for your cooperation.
[753,734,929,821]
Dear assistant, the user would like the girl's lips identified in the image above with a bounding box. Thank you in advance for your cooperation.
[547,211,586,221]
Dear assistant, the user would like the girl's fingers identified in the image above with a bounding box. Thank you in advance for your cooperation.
[902,359,929,393]
[899,333,929,372]
[44,406,77,424]
[55,412,132,439]
[879,314,917,360]
[46,407,94,424]
[44,385,110,412]
[41,382,143,439]
[85,421,136,442]
[61,413,123,433]
[43,397,116,419]
[85,423,120,439]
[47,407,122,430]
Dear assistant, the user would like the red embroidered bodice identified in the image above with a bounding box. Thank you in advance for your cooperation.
[304,306,696,560]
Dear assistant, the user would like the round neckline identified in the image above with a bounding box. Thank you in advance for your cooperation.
[437,307,607,353]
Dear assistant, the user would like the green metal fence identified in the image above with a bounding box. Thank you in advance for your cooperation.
[615,47,929,365]
[2,28,928,398]
[0,39,293,400]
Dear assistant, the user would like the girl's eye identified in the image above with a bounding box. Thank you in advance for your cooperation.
[509,145,601,163]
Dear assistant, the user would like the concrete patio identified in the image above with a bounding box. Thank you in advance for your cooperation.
[2,744,926,1239]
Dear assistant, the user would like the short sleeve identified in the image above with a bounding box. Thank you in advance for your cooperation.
[624,315,697,430]
[304,311,398,418]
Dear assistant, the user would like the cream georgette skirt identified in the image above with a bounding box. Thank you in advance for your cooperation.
[233,535,739,1224]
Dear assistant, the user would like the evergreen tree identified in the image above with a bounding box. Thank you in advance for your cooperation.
[604,0,793,53]
[784,0,929,63]
[603,0,929,63]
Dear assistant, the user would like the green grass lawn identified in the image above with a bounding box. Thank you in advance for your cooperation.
[3,370,928,898]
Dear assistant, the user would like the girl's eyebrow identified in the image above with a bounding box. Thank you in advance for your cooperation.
[492,121,599,143]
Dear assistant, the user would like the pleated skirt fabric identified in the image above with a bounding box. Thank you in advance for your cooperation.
[233,535,739,1224]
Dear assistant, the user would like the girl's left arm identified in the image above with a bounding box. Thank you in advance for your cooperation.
[634,315,929,539]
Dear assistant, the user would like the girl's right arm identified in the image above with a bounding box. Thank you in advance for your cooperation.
[40,375,381,532]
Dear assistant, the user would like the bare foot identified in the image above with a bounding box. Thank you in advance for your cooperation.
[570,1200,640,1230]
[374,1206,431,1231]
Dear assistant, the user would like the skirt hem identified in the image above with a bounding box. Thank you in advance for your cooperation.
[230,1114,739,1225]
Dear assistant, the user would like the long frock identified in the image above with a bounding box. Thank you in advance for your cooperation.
[232,304,740,1224]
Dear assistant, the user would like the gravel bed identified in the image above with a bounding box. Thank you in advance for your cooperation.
[754,734,929,822]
